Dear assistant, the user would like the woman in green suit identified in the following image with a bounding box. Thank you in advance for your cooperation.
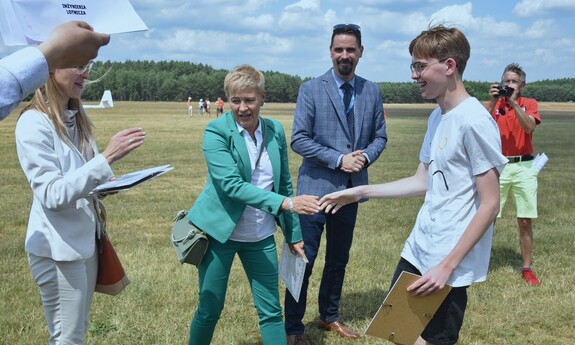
[187,65,320,345]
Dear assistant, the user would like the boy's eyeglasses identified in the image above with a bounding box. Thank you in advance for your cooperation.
[409,59,447,77]
[333,24,361,32]
[75,61,94,74]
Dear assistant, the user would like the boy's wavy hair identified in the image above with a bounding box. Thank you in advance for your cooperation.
[409,24,470,77]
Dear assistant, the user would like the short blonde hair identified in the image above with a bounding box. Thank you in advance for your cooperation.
[224,64,265,98]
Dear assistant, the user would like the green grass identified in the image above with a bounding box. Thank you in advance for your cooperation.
[1,102,574,344]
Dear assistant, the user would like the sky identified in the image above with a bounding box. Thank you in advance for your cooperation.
[2,0,575,83]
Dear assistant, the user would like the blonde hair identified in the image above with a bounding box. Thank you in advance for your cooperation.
[21,71,95,158]
[409,25,470,77]
[224,64,266,98]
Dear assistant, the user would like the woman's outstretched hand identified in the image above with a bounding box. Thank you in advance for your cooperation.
[102,127,146,164]
[283,195,320,215]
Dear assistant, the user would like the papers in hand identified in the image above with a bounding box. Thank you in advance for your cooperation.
[90,164,173,195]
[279,241,307,303]
[533,153,548,173]
[0,0,148,46]
[365,271,452,344]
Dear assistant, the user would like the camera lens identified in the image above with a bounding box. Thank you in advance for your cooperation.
[497,85,514,98]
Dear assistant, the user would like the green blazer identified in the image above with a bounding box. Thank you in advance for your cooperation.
[187,112,301,244]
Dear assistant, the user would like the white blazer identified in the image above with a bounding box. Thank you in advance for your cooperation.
[15,110,114,261]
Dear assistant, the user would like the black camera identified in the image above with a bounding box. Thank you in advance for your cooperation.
[496,85,514,98]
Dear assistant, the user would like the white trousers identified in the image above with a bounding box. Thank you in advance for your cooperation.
[28,251,98,345]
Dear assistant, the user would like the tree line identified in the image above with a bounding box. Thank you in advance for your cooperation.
[82,60,575,104]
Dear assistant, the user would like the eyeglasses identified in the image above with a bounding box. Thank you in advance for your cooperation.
[333,24,361,32]
[75,61,94,74]
[409,58,447,77]
[502,79,521,85]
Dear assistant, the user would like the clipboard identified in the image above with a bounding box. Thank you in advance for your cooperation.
[90,164,173,195]
[365,271,452,345]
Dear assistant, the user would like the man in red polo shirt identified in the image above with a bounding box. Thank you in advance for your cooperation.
[487,63,541,286]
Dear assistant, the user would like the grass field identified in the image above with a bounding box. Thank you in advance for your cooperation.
[0,102,574,345]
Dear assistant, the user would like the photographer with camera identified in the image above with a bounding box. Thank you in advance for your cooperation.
[487,63,542,286]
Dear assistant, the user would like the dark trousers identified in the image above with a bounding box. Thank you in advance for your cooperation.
[391,258,468,345]
[284,202,358,335]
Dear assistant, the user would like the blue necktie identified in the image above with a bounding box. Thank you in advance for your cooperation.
[341,82,354,143]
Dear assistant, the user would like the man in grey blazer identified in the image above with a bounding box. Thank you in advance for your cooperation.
[285,24,387,344]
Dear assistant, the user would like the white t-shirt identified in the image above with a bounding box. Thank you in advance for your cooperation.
[401,97,507,287]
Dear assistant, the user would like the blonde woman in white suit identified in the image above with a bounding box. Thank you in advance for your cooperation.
[15,62,144,344]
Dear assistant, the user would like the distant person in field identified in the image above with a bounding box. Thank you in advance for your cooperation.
[486,63,542,286]
[15,58,145,344]
[285,23,387,344]
[198,98,204,116]
[1,21,110,120]
[185,64,320,345]
[205,98,211,117]
[320,25,507,345]
[216,97,224,117]
[187,97,193,117]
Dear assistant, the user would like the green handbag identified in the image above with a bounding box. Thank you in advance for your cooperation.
[171,210,208,266]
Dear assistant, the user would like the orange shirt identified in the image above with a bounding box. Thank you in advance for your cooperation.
[216,99,224,109]
[487,97,540,156]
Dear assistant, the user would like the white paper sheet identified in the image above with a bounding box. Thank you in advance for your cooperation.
[533,153,548,173]
[0,0,27,45]
[1,0,147,46]
[279,241,307,303]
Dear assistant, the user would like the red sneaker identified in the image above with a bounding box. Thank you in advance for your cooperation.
[522,268,540,286]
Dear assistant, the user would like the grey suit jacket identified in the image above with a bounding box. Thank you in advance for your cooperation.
[291,69,387,196]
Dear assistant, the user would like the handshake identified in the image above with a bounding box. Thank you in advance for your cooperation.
[285,188,362,217]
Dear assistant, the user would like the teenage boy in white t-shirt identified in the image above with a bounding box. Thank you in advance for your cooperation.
[319,25,507,345]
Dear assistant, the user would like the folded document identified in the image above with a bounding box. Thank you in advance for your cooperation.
[533,153,548,173]
[279,241,307,303]
[90,164,173,195]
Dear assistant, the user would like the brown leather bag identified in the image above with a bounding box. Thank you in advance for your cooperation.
[95,230,130,295]
[94,200,130,295]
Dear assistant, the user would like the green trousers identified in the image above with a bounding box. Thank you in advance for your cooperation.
[188,235,287,345]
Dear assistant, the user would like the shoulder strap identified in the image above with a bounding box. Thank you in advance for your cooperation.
[254,118,267,169]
